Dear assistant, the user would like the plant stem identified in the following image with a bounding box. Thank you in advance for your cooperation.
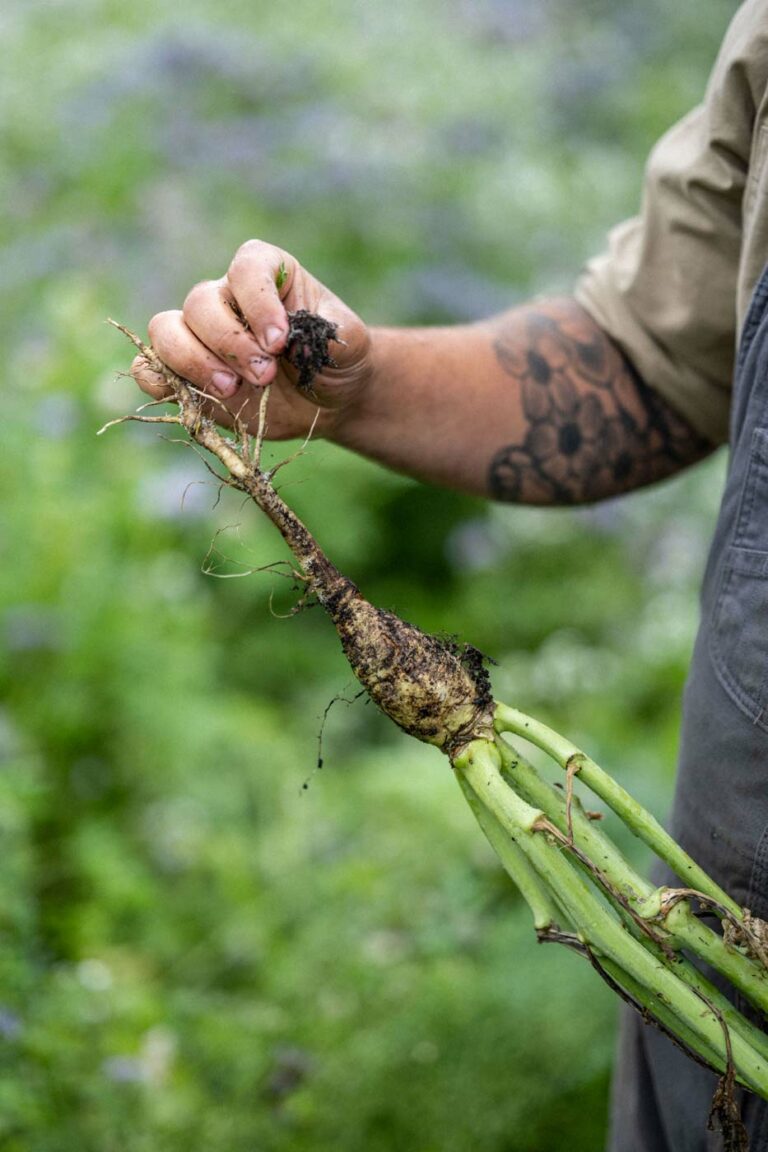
[595,955,726,1071]
[106,321,349,597]
[459,744,767,1066]
[455,739,768,1097]
[493,732,768,1022]
[494,703,742,918]
[455,770,560,931]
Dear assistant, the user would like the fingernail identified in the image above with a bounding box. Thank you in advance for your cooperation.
[249,354,272,380]
[264,325,286,351]
[211,370,238,397]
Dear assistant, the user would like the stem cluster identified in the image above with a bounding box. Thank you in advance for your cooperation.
[455,715,768,1149]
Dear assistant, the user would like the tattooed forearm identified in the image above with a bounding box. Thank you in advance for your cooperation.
[487,300,712,505]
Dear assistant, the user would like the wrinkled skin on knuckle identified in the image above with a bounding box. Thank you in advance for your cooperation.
[228,238,269,276]
[147,310,204,383]
[182,278,220,316]
[131,354,168,398]
[147,310,174,349]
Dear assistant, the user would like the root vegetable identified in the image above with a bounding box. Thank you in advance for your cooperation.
[106,318,767,1150]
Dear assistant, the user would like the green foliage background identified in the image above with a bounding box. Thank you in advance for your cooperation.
[1,1,735,1147]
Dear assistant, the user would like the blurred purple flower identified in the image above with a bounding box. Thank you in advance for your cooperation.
[0,225,84,292]
[37,393,79,440]
[0,1009,22,1040]
[103,1056,145,1084]
[446,518,502,573]
[442,117,504,158]
[136,461,214,520]
[3,606,62,653]
[397,262,511,322]
[452,0,550,45]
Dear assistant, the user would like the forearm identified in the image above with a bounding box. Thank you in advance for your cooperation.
[330,298,712,503]
[134,248,713,503]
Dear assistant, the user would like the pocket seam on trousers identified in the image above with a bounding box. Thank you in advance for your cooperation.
[733,429,768,551]
[709,425,768,728]
[709,556,768,730]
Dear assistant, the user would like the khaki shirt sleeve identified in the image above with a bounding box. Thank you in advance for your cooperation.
[575,0,768,446]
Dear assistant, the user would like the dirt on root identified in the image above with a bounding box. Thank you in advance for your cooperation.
[320,575,496,757]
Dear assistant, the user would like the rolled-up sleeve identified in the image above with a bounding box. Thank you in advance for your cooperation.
[575,0,768,446]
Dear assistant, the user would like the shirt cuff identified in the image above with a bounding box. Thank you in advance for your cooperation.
[575,245,732,447]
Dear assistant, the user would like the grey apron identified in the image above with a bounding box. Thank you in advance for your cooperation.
[609,263,768,1151]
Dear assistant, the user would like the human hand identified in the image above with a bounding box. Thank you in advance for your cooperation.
[131,239,371,440]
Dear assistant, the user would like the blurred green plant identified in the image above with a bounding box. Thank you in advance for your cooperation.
[0,1,733,1148]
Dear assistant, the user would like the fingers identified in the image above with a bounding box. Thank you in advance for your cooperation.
[182,278,277,388]
[131,239,329,408]
[226,239,294,354]
[130,353,172,399]
[133,237,294,402]
[144,308,255,399]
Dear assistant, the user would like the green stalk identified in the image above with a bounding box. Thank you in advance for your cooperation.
[493,731,768,1023]
[494,703,741,918]
[455,769,561,932]
[595,956,726,1072]
[458,747,760,1064]
[455,738,768,1097]
[494,731,654,903]
[464,738,767,1084]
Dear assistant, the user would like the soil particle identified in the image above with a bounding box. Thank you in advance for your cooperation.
[283,309,341,393]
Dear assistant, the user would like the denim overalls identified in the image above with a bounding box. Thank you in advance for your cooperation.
[610,266,768,1150]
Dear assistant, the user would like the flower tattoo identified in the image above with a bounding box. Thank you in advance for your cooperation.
[488,306,711,504]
